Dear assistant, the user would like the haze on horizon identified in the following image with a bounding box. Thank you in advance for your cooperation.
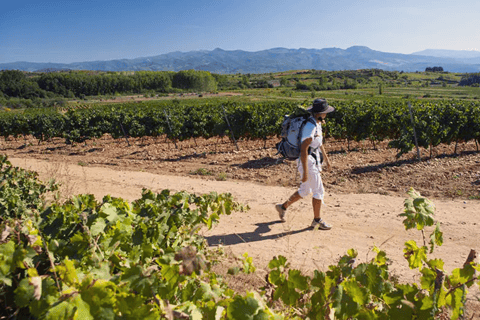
[1,0,479,64]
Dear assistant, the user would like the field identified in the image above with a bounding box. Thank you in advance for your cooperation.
[4,132,480,318]
[3,131,480,200]
[2,69,480,318]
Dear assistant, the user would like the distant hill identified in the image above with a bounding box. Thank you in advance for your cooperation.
[2,46,480,73]
[412,49,480,59]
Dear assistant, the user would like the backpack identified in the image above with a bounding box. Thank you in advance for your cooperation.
[276,114,317,160]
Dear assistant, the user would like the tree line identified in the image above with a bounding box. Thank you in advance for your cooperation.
[0,70,218,104]
[459,72,480,87]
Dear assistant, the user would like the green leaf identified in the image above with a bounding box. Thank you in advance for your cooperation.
[14,278,35,308]
[90,218,106,236]
[89,262,112,280]
[159,263,180,294]
[80,279,116,320]
[0,240,15,286]
[268,269,282,285]
[448,264,476,287]
[274,281,298,306]
[419,294,434,311]
[117,294,159,319]
[450,287,466,320]
[426,258,444,271]
[242,253,256,274]
[332,283,344,314]
[44,300,76,320]
[253,310,270,320]
[343,278,368,306]
[403,240,427,269]
[194,282,218,302]
[100,203,119,224]
[226,293,263,320]
[206,212,219,229]
[332,281,364,318]
[268,255,288,270]
[373,246,388,266]
[347,248,358,258]
[70,295,94,320]
[288,269,308,291]
[429,222,443,253]
[385,284,418,319]
[420,267,436,290]
[400,188,436,230]
[354,263,391,297]
[121,265,153,296]
[310,269,327,288]
[29,277,60,317]
[56,258,79,286]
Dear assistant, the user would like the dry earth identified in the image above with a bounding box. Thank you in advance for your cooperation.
[2,134,480,317]
[91,91,243,103]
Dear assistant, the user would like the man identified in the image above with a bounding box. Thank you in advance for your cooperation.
[276,98,334,229]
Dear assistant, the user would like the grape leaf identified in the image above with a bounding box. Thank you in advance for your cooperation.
[404,240,427,269]
[100,203,120,224]
[226,293,264,320]
[90,218,106,236]
[0,240,15,286]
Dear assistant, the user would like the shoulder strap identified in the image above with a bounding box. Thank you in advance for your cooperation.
[296,117,316,154]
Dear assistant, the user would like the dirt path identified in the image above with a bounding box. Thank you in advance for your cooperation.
[10,157,480,286]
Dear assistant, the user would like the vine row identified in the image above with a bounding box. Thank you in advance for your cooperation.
[1,99,480,157]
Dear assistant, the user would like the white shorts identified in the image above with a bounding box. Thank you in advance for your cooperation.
[297,156,324,200]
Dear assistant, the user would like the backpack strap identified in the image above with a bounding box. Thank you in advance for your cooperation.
[296,116,318,157]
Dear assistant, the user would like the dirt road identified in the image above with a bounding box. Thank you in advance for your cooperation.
[10,157,480,285]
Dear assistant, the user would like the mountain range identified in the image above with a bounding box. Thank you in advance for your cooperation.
[2,46,480,74]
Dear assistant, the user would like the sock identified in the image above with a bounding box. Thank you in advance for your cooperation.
[314,218,321,222]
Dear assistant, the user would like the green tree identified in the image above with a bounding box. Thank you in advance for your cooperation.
[172,70,217,92]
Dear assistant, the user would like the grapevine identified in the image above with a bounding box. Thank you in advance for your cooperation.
[0,156,479,318]
[1,99,480,158]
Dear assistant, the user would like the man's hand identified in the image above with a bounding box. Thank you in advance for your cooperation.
[323,162,331,171]
[320,145,331,172]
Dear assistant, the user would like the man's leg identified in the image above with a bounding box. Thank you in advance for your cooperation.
[276,191,302,221]
[312,197,322,219]
[277,162,307,221]
[283,191,302,209]
[311,197,331,230]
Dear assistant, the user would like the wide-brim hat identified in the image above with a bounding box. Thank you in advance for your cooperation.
[306,98,335,113]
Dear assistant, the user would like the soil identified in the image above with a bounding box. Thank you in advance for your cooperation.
[89,91,243,103]
[3,134,480,317]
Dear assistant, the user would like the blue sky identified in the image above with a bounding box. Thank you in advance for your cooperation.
[1,0,479,63]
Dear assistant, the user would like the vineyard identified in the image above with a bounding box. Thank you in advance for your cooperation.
[1,153,479,319]
[1,99,480,159]
[2,98,480,319]
[3,62,480,319]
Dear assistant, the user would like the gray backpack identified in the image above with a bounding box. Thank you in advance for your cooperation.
[276,115,317,160]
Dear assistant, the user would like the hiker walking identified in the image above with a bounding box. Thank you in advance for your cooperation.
[276,98,334,229]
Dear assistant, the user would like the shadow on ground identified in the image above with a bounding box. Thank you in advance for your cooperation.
[206,220,314,246]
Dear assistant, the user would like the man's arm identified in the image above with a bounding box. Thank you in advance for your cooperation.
[300,137,312,182]
[320,144,331,171]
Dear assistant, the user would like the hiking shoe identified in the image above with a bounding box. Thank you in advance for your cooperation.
[311,219,332,230]
[275,204,286,222]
